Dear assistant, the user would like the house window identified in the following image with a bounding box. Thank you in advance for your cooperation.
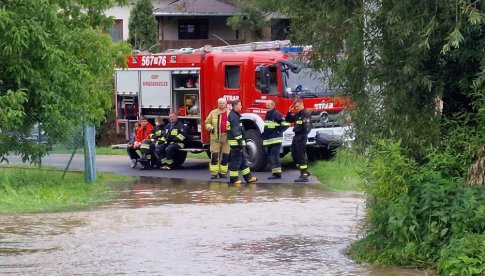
[109,19,123,42]
[225,65,240,89]
[178,19,208,39]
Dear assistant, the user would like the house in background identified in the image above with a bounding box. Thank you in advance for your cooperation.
[154,0,245,50]
[104,0,135,42]
[105,0,290,51]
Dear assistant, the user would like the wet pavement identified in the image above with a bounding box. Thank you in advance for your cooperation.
[0,178,430,275]
[3,154,320,184]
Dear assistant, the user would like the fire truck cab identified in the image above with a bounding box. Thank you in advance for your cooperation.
[114,41,351,171]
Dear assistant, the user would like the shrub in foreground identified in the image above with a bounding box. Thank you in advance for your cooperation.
[350,140,484,274]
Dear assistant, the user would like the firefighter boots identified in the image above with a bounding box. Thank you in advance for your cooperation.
[247,176,258,184]
[218,173,227,178]
[268,174,282,180]
[294,175,309,183]
[230,180,242,185]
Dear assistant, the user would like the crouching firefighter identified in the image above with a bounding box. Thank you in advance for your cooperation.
[204,98,230,179]
[285,99,312,183]
[227,100,257,185]
[139,117,164,169]
[156,112,185,170]
[263,100,290,179]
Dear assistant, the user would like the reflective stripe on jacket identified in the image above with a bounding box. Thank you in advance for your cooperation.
[161,120,186,148]
[149,125,164,142]
[285,108,311,137]
[262,109,290,145]
[227,110,245,149]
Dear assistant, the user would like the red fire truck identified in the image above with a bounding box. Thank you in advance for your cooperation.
[114,41,351,171]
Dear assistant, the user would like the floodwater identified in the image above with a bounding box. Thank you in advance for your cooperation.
[0,178,430,275]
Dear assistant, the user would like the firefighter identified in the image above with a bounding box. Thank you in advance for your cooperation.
[139,116,164,169]
[263,100,290,179]
[156,112,186,170]
[285,99,311,182]
[126,122,141,168]
[204,98,230,179]
[127,116,153,168]
[227,100,257,185]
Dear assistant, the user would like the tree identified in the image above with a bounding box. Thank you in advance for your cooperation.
[227,1,267,40]
[247,1,485,271]
[0,0,131,164]
[128,0,158,51]
[246,0,484,161]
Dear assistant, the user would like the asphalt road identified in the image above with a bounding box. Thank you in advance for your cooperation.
[3,154,319,184]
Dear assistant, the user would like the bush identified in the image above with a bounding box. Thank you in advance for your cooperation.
[351,139,485,271]
[438,234,485,276]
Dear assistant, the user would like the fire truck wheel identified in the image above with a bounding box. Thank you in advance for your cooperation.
[245,129,267,172]
[307,147,337,161]
[173,150,187,168]
[306,149,317,162]
[318,148,337,160]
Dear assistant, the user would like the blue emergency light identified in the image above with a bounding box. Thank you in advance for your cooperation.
[281,46,304,53]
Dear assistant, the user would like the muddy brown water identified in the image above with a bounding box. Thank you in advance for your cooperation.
[0,178,429,275]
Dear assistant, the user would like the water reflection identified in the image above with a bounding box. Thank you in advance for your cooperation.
[104,177,336,209]
[0,178,429,275]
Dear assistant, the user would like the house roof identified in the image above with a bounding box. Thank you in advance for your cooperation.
[153,0,239,16]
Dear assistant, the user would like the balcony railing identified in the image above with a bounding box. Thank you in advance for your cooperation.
[159,39,245,51]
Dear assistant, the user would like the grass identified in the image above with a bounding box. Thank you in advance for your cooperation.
[0,167,133,214]
[49,146,208,157]
[187,152,209,159]
[272,148,362,191]
[48,146,127,155]
[96,146,127,155]
[308,148,362,191]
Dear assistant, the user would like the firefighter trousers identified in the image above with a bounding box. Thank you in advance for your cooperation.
[265,143,282,176]
[156,143,181,166]
[127,146,140,160]
[229,148,252,183]
[291,135,309,177]
[209,140,230,176]
[139,140,157,167]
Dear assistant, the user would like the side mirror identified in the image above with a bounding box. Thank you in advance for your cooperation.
[256,65,270,94]
[278,59,302,74]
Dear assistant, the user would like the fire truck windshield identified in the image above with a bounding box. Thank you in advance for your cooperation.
[281,61,334,98]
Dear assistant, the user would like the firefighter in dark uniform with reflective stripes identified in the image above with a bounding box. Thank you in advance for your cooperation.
[263,100,290,179]
[227,100,257,185]
[285,99,311,182]
[139,116,164,169]
[156,112,186,170]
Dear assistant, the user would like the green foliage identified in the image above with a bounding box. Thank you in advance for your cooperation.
[246,0,485,273]
[227,1,267,39]
[248,0,484,162]
[350,140,485,270]
[0,167,127,213]
[0,0,131,164]
[438,234,485,276]
[128,0,158,51]
[310,148,363,191]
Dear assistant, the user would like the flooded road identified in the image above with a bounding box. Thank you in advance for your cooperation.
[0,178,428,275]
